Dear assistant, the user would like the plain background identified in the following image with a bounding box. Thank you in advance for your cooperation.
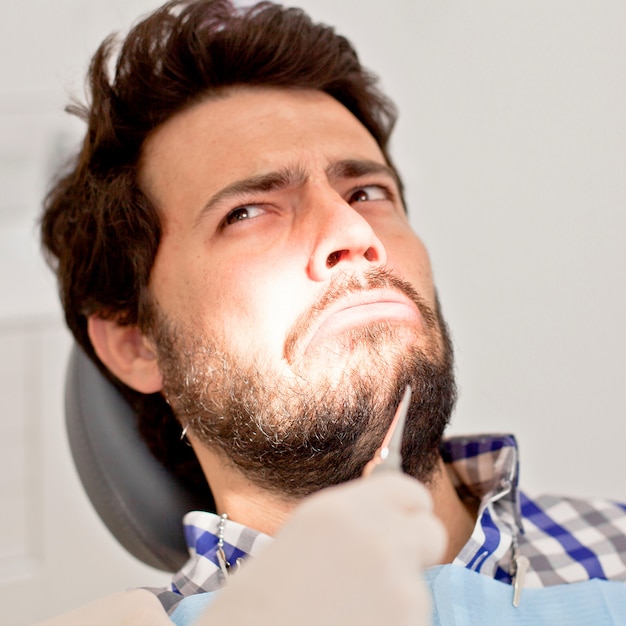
[1,1,624,623]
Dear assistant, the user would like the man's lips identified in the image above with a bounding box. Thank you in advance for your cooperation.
[299,289,423,356]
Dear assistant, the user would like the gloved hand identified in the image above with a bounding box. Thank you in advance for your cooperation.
[197,472,446,626]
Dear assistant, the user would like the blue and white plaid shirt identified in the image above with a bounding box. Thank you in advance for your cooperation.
[153,433,626,614]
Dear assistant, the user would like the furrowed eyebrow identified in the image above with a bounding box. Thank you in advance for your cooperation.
[196,165,308,228]
[195,159,399,229]
[325,159,399,185]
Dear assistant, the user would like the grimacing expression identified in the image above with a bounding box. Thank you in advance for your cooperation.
[138,87,456,496]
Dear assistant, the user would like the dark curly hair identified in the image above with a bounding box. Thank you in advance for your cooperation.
[41,0,400,489]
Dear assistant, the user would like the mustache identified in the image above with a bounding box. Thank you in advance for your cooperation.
[283,267,438,362]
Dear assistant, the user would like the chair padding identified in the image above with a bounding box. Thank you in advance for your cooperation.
[65,344,212,571]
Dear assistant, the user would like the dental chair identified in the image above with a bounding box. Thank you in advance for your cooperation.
[65,344,214,572]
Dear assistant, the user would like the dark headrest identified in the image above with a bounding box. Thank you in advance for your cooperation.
[65,344,213,571]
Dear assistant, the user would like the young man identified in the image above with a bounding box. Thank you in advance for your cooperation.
[39,0,626,623]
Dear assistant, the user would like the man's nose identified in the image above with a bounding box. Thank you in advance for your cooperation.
[305,189,388,281]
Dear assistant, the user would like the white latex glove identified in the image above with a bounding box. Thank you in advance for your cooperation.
[197,472,447,626]
[32,589,172,626]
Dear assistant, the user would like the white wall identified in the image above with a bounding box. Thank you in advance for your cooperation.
[1,1,624,623]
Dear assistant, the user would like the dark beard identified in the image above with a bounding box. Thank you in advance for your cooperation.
[150,269,456,500]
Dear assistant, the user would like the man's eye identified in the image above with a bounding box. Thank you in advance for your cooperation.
[223,205,265,226]
[348,185,388,204]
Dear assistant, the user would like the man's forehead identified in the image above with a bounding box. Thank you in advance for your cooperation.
[140,86,378,156]
[138,86,389,205]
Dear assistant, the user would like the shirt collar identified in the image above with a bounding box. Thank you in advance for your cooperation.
[171,511,272,595]
[173,433,523,593]
[442,433,523,532]
[442,433,524,578]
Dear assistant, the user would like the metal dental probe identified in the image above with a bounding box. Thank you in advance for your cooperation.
[362,384,412,477]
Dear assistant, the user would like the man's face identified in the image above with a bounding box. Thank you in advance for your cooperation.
[139,87,455,496]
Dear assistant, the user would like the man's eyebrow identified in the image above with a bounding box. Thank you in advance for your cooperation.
[196,165,308,227]
[195,159,398,228]
[325,159,399,185]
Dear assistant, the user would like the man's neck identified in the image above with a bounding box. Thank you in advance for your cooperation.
[192,442,297,534]
[194,443,478,561]
[429,457,479,563]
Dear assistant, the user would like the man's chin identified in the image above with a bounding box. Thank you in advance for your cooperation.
[289,322,428,381]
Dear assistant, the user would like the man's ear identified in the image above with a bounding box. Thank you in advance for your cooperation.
[87,315,163,394]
